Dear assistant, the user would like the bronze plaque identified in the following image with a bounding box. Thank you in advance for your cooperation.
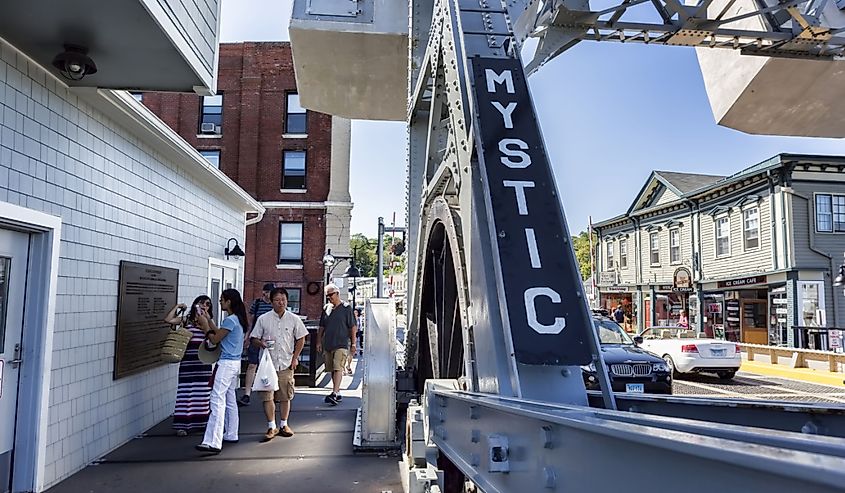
[115,261,179,379]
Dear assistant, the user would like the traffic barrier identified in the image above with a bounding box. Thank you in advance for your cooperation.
[741,343,845,373]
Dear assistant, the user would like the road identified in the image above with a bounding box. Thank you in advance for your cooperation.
[673,371,845,404]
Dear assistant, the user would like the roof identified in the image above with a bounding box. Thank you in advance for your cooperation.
[654,171,725,194]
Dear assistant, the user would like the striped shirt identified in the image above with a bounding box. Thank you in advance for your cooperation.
[249,298,273,330]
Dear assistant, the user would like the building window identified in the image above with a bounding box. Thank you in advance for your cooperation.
[286,288,301,314]
[619,239,627,269]
[819,194,845,232]
[282,150,307,189]
[200,94,223,134]
[715,216,730,257]
[669,228,680,264]
[130,92,143,102]
[606,241,614,270]
[199,149,221,168]
[649,232,660,265]
[278,223,303,264]
[285,93,307,134]
[743,207,759,249]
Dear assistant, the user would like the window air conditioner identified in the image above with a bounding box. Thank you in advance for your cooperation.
[201,122,217,134]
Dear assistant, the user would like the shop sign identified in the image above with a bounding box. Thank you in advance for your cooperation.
[604,286,629,293]
[672,267,694,293]
[657,285,673,291]
[718,275,767,289]
[830,330,842,349]
[775,307,788,315]
[772,297,788,305]
[599,271,617,285]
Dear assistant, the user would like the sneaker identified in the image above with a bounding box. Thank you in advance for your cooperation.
[279,425,294,438]
[175,429,188,437]
[222,438,239,443]
[335,393,343,402]
[195,444,221,454]
[325,394,339,406]
[237,395,251,407]
[261,427,279,442]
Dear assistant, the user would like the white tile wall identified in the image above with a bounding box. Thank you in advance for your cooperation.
[0,40,246,489]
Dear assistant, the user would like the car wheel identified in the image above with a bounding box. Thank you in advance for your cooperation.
[717,370,736,380]
[663,355,680,379]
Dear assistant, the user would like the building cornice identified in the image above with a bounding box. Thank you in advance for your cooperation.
[262,201,355,209]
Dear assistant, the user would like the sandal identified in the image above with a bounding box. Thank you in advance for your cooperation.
[176,429,188,437]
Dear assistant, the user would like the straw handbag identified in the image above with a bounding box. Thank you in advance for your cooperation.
[162,308,192,363]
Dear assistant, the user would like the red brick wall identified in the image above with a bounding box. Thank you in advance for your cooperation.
[142,42,333,320]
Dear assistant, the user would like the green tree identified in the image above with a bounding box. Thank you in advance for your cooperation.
[572,230,596,281]
[350,233,377,277]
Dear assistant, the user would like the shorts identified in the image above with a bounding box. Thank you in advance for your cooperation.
[247,345,260,365]
[324,348,348,372]
[261,369,295,402]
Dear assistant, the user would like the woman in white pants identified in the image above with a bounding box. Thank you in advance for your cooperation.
[195,288,246,454]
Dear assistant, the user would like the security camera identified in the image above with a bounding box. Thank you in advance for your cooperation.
[52,45,97,81]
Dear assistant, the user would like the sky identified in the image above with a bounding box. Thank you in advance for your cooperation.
[220,0,845,238]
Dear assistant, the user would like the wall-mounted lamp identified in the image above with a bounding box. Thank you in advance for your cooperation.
[225,238,245,259]
[52,44,97,81]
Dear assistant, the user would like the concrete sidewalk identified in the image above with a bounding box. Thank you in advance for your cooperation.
[46,360,402,493]
[741,359,845,388]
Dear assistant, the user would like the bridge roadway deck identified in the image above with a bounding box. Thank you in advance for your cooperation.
[46,360,403,493]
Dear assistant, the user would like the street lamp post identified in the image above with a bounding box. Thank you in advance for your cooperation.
[322,248,361,304]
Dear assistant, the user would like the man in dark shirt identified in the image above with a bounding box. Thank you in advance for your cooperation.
[239,283,275,406]
[317,284,357,406]
[613,305,625,324]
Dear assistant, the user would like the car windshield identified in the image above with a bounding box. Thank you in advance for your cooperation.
[594,319,634,345]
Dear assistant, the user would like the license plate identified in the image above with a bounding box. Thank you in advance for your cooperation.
[625,383,644,393]
[711,349,726,357]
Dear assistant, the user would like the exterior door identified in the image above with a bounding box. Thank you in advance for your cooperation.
[0,229,30,493]
[208,260,240,323]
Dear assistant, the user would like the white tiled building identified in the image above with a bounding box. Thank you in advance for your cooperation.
[0,3,261,492]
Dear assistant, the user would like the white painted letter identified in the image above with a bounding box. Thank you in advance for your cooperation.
[524,287,566,334]
[502,180,535,215]
[485,69,515,94]
[492,101,517,129]
[499,139,531,168]
[525,229,542,268]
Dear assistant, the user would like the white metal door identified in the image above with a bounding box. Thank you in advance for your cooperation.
[208,259,240,323]
[0,229,30,493]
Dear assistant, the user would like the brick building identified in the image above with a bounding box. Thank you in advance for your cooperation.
[141,42,353,321]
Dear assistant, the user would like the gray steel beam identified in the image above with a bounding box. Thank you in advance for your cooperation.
[429,388,845,493]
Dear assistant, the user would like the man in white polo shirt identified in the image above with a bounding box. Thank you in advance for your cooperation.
[250,287,308,442]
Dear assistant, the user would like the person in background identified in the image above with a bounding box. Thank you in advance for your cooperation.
[317,284,357,406]
[613,304,625,325]
[344,307,363,375]
[678,309,689,328]
[163,296,214,437]
[250,288,308,441]
[195,288,247,455]
[239,283,275,406]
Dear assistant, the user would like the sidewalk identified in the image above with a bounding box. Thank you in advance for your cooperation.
[46,359,402,493]
[741,359,845,388]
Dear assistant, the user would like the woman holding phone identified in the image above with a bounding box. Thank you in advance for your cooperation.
[195,288,247,454]
[163,296,214,436]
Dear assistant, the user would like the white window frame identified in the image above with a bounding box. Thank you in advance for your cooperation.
[649,232,660,266]
[619,238,628,269]
[715,215,731,258]
[606,240,615,270]
[814,193,845,234]
[278,222,304,265]
[669,228,681,265]
[743,206,760,251]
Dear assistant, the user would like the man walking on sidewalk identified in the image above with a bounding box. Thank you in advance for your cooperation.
[317,284,357,406]
[250,287,308,441]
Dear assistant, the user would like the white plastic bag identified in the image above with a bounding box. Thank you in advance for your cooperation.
[252,349,279,392]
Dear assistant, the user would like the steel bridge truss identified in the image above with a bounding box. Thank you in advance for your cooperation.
[515,0,845,73]
[403,0,845,488]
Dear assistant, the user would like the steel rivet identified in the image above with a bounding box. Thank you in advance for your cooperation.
[560,368,570,377]
[471,429,480,442]
[544,467,557,489]
[541,426,554,449]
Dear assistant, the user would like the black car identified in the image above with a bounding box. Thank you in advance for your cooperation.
[582,317,673,395]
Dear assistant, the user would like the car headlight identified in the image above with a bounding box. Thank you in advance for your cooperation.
[652,362,670,373]
[581,362,596,372]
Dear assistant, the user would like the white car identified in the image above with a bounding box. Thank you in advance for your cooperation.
[636,327,742,380]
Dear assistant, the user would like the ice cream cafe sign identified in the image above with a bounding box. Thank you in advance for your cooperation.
[673,267,694,293]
